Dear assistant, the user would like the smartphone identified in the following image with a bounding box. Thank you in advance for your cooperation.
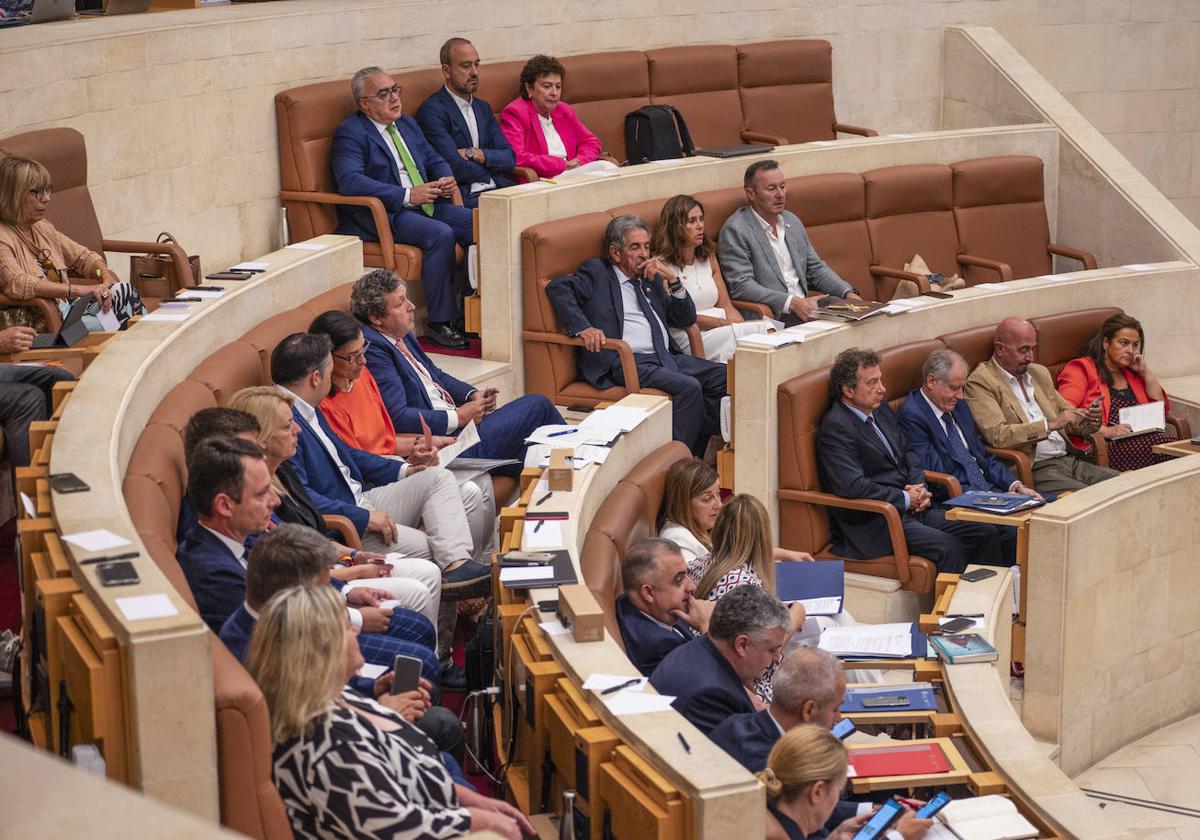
[853,799,905,840]
[389,654,424,695]
[939,616,977,634]
[960,568,997,583]
[48,472,90,494]
[536,599,559,613]
[1089,397,1103,410]
[861,695,911,708]
[566,404,595,413]
[923,290,953,299]
[504,551,555,565]
[831,718,856,740]
[96,560,139,587]
[916,791,952,819]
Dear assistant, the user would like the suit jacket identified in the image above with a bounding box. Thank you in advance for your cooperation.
[545,257,697,389]
[415,87,516,196]
[176,524,247,634]
[816,401,923,559]
[708,708,779,772]
[218,603,256,663]
[897,388,1016,498]
[614,594,697,677]
[331,111,455,243]
[274,460,327,533]
[1056,356,1167,450]
[964,358,1094,459]
[360,324,474,436]
[717,206,853,317]
[498,97,601,178]
[650,635,754,735]
[287,404,404,536]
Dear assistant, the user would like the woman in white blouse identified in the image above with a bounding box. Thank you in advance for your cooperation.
[651,195,770,363]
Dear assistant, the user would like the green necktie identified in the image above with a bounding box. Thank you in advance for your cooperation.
[386,123,434,217]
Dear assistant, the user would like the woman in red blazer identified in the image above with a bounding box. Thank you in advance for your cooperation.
[499,54,602,179]
[1057,313,1172,471]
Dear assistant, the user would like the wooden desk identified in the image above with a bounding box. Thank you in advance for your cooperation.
[1152,438,1200,458]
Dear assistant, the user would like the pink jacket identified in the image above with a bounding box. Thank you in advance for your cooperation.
[499,97,602,178]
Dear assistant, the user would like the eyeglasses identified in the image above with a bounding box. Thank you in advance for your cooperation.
[332,341,370,363]
[363,85,402,102]
[28,186,52,201]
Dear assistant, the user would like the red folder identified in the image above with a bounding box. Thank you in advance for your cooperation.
[847,743,950,778]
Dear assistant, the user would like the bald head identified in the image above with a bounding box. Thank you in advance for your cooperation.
[993,317,1037,377]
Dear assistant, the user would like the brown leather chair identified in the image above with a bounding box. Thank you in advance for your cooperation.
[736,40,875,144]
[472,59,526,120]
[0,128,193,322]
[244,309,316,383]
[190,342,265,406]
[647,45,766,150]
[952,156,1097,284]
[864,163,1009,291]
[578,441,692,643]
[561,51,652,161]
[785,173,886,300]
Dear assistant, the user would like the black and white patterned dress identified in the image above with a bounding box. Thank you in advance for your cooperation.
[273,689,471,839]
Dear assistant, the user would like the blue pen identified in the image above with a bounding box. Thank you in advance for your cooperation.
[547,429,577,437]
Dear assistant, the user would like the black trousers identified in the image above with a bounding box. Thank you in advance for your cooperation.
[0,363,76,468]
[899,508,1008,575]
[616,353,727,455]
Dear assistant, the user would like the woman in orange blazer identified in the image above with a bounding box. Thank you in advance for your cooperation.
[1056,313,1172,471]
[499,54,602,179]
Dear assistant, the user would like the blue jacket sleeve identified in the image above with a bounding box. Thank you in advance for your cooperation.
[331,120,408,213]
[287,448,370,535]
[545,269,599,337]
[349,445,405,488]
[478,107,516,173]
[414,96,493,185]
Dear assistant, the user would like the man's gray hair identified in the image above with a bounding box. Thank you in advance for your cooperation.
[350,268,403,324]
[708,585,791,643]
[604,214,650,254]
[351,66,385,101]
[922,348,967,383]
[621,538,681,593]
[772,647,842,713]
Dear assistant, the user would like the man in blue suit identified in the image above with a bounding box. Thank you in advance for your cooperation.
[614,538,712,677]
[416,39,516,209]
[898,348,1045,564]
[332,66,474,350]
[546,215,727,455]
[351,268,562,477]
[650,584,790,735]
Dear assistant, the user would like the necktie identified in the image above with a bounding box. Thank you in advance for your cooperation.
[385,123,434,217]
[865,415,897,462]
[942,411,989,490]
[628,279,677,372]
[397,340,455,406]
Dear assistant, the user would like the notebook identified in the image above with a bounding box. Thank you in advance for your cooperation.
[938,796,1038,840]
[847,742,950,778]
[929,633,998,665]
[775,560,844,615]
[943,491,1042,514]
[499,549,577,589]
[694,143,774,158]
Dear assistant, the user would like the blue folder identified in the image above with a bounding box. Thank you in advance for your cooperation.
[944,490,1042,514]
[841,683,938,714]
[775,560,844,603]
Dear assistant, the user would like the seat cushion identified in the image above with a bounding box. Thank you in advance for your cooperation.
[786,173,875,298]
[938,324,998,370]
[188,342,266,406]
[561,51,651,161]
[879,340,946,414]
[864,164,960,278]
[1032,307,1124,377]
[952,155,1052,281]
[737,40,836,143]
[647,45,745,150]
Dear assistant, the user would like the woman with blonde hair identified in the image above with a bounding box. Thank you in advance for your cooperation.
[0,155,143,332]
[248,585,531,840]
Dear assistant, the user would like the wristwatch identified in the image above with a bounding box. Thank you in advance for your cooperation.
[465,148,476,162]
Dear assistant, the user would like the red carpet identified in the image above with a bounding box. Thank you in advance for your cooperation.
[417,336,482,359]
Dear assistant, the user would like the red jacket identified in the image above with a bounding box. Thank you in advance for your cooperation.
[499,97,601,178]
[1056,356,1167,448]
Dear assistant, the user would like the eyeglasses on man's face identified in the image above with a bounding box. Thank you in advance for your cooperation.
[364,85,402,102]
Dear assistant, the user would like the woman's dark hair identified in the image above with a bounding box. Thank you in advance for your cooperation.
[651,195,712,266]
[1085,313,1145,387]
[519,54,566,100]
[308,310,363,352]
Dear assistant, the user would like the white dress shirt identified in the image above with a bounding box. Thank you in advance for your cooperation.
[445,86,495,194]
[203,525,249,570]
[280,386,371,504]
[381,331,460,432]
[538,113,568,159]
[752,208,804,314]
[369,117,416,206]
[615,266,672,355]
[993,362,1067,462]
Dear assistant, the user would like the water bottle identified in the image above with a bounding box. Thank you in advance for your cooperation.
[559,789,577,840]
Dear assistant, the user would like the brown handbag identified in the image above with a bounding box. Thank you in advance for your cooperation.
[129,232,200,300]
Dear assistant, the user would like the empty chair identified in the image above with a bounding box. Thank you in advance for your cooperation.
[646,45,759,150]
[785,173,884,300]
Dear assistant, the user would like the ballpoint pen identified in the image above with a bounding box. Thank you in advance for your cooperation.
[547,429,577,437]
[677,732,691,753]
[599,677,642,695]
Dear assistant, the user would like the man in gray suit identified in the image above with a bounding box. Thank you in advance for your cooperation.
[718,159,863,326]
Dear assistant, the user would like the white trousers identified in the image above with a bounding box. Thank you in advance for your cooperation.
[360,466,474,566]
[342,554,442,626]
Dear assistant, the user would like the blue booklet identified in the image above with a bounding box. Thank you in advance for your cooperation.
[944,490,1042,514]
[775,560,844,615]
[841,683,938,714]
[930,633,999,664]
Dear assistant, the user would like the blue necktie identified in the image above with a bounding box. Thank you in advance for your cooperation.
[865,415,896,462]
[629,279,677,372]
[942,411,989,490]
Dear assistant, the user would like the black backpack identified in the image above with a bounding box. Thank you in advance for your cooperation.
[623,104,695,164]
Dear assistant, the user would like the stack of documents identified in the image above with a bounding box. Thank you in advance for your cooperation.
[525,424,620,447]
[818,623,926,658]
[579,406,649,433]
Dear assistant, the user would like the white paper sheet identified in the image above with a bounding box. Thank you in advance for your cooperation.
[1118,400,1165,433]
[974,283,1007,290]
[579,406,648,432]
[889,133,914,138]
[603,692,676,716]
[536,452,588,470]
[799,596,843,616]
[1122,263,1156,271]
[115,593,178,622]
[18,491,36,520]
[358,663,387,680]
[509,181,553,191]
[95,307,122,332]
[177,288,226,299]
[819,628,912,658]
[539,619,573,636]
[286,242,328,251]
[884,296,935,309]
[738,332,802,348]
[230,261,269,271]
[785,319,841,334]
[526,423,619,447]
[435,420,479,466]
[499,565,555,583]
[534,476,550,494]
[522,519,563,549]
[140,312,189,322]
[1034,273,1070,282]
[62,529,131,552]
[583,673,647,692]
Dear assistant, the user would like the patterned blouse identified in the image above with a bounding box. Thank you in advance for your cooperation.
[273,689,471,839]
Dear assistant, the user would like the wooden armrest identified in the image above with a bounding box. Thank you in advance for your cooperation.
[512,166,539,183]
[684,323,704,357]
[986,447,1033,488]
[1167,414,1191,439]
[923,470,962,499]
[103,237,194,289]
[958,254,1013,283]
[280,190,398,272]
[323,515,362,550]
[740,129,787,145]
[834,122,878,137]
[521,329,640,390]
[730,298,773,318]
[869,265,930,300]
[1047,243,1098,271]
[1090,432,1110,468]
[778,487,913,585]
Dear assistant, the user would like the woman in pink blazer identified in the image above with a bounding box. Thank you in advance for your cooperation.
[499,55,602,179]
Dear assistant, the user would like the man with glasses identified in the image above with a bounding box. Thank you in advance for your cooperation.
[964,317,1116,492]
[332,67,475,350]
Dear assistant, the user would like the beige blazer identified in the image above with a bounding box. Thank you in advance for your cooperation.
[0,220,104,301]
[964,358,1093,458]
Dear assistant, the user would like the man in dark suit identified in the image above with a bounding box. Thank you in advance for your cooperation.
[332,66,474,350]
[650,584,790,735]
[416,38,516,209]
[816,348,1006,575]
[0,326,76,467]
[546,214,727,455]
[614,538,712,677]
[351,268,562,476]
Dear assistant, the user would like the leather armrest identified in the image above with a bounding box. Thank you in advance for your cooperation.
[958,254,1014,283]
[1090,432,1110,468]
[1047,243,1098,271]
[834,122,878,137]
[778,487,913,586]
[869,265,930,300]
[104,237,194,289]
[280,190,398,272]
[0,293,61,330]
[730,298,774,319]
[987,447,1033,487]
[923,470,962,499]
[600,153,620,166]
[1168,413,1191,439]
[512,166,539,183]
[684,323,704,357]
[323,515,361,549]
[521,329,640,391]
[740,129,787,145]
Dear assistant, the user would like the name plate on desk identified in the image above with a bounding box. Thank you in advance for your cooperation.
[557,584,604,643]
